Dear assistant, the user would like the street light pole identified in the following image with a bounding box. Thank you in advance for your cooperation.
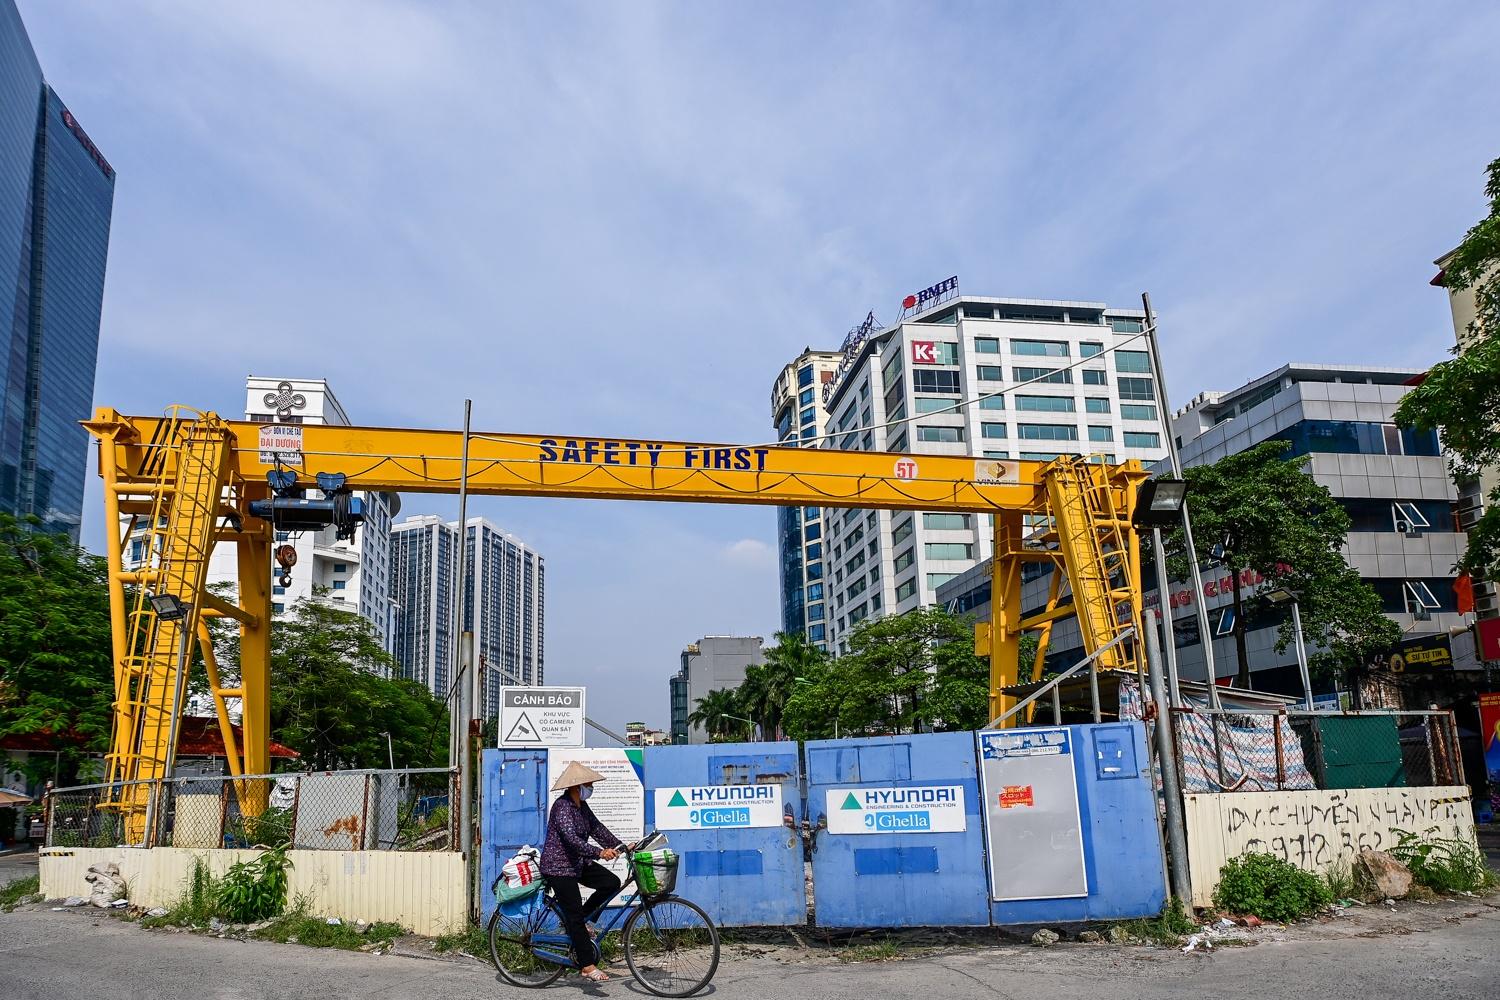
[1290,600,1314,711]
[1142,293,1221,708]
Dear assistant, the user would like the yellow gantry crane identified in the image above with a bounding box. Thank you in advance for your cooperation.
[86,407,1148,838]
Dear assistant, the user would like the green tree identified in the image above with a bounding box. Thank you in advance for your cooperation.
[687,688,747,742]
[0,514,114,783]
[736,632,826,740]
[270,599,448,769]
[1395,155,1500,580]
[1167,440,1400,686]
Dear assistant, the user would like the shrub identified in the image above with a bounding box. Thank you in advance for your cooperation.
[1213,852,1331,922]
[1389,828,1497,895]
[219,842,293,923]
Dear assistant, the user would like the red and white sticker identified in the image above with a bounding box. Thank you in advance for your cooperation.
[911,341,937,364]
[999,785,1034,809]
[893,458,920,480]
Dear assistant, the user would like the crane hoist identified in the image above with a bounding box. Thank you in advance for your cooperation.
[85,406,1149,841]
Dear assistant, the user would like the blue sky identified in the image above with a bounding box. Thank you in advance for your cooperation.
[22,1,1500,734]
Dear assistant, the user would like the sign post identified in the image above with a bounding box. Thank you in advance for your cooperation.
[498,687,586,748]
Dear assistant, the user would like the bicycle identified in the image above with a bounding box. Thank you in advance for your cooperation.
[487,831,720,997]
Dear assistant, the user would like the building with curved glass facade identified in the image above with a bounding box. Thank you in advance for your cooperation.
[0,0,115,539]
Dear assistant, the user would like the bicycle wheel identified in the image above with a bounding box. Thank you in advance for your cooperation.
[488,895,568,988]
[622,896,720,998]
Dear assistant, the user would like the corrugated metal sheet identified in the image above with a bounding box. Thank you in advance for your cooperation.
[39,847,464,936]
[1183,785,1476,906]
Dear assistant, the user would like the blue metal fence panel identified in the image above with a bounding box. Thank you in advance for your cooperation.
[479,748,550,921]
[641,741,804,927]
[807,732,990,928]
[988,722,1167,925]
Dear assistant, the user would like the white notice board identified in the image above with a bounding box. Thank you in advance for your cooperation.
[978,727,1088,901]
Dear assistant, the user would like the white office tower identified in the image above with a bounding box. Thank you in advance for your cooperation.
[818,292,1170,652]
[122,377,399,668]
[390,515,546,720]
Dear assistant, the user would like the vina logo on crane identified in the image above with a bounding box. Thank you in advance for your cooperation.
[825,785,967,835]
[654,785,785,831]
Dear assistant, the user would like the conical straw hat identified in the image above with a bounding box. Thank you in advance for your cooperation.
[551,760,607,791]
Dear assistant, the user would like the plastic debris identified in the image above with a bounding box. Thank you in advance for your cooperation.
[1182,933,1214,954]
[1216,918,1235,929]
[109,898,128,908]
[145,907,169,918]
[326,917,342,925]
[62,896,87,907]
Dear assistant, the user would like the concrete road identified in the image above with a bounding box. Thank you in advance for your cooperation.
[0,904,1496,1000]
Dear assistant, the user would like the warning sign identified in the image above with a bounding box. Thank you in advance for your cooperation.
[257,424,303,465]
[498,686,585,748]
[998,785,1034,809]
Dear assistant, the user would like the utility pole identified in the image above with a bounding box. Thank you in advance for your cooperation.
[1142,294,1221,708]
[1144,609,1192,905]
[452,400,475,917]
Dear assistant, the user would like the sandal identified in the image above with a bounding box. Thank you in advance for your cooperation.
[580,969,611,983]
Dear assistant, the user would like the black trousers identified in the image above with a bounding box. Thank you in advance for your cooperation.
[549,861,621,967]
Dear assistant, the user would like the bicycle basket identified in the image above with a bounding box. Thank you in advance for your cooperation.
[632,849,679,896]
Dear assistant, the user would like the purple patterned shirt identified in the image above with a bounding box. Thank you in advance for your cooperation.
[540,795,623,877]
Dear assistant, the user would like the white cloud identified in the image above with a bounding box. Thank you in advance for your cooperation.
[721,538,774,569]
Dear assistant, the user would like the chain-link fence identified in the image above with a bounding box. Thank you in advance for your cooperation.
[44,769,456,851]
[1170,709,1465,794]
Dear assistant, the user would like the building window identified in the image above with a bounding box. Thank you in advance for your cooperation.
[918,425,964,443]
[808,582,824,601]
[804,506,820,520]
[805,522,822,541]
[892,517,913,544]
[807,562,823,580]
[928,572,958,589]
[800,406,816,426]
[1016,395,1075,413]
[1117,376,1155,400]
[1011,339,1069,357]
[963,304,995,319]
[977,365,1004,381]
[981,423,1008,439]
[882,353,904,391]
[974,337,1000,353]
[1124,431,1162,448]
[979,395,1005,410]
[1109,317,1143,333]
[889,431,909,452]
[806,542,821,559]
[332,580,347,590]
[272,585,285,595]
[1114,350,1152,373]
[798,365,814,387]
[272,602,286,614]
[848,578,867,598]
[809,624,826,641]
[893,548,914,572]
[808,603,824,622]
[797,387,814,407]
[334,563,348,573]
[930,342,959,365]
[1080,342,1103,358]
[924,513,970,530]
[1020,451,1065,461]
[1014,367,1071,384]
[895,579,918,602]
[983,450,1010,459]
[1088,425,1114,442]
[1082,370,1108,386]
[1085,397,1111,413]
[915,397,952,413]
[1120,403,1157,421]
[1018,423,1078,441]
[1271,420,1440,457]
[913,369,961,394]
[925,542,974,560]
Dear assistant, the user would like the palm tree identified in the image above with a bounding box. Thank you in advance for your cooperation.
[688,688,745,742]
[748,632,827,740]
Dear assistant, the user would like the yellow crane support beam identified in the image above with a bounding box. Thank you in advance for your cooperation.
[86,407,1151,817]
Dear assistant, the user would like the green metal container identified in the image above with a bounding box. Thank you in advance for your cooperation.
[1310,715,1407,789]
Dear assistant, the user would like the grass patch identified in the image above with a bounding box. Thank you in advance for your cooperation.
[434,923,489,957]
[1,874,40,911]
[836,939,901,963]
[1213,853,1331,922]
[142,858,221,928]
[1324,859,1356,901]
[252,904,405,950]
[1111,897,1198,946]
[1389,829,1497,896]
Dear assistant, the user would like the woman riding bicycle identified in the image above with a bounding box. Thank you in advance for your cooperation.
[541,761,625,983]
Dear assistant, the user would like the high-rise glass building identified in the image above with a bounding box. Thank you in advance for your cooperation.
[816,293,1169,651]
[0,0,115,539]
[391,515,545,720]
[769,348,841,648]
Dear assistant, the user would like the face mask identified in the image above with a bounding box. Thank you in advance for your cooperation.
[579,786,594,801]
